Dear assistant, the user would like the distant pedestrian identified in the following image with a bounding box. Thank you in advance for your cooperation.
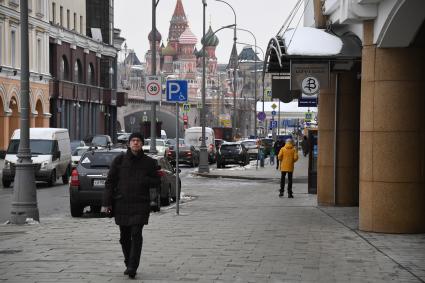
[301,135,309,157]
[269,147,275,165]
[278,139,298,198]
[273,140,283,170]
[102,132,161,279]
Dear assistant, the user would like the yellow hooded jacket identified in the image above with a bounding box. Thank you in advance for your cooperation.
[278,142,298,172]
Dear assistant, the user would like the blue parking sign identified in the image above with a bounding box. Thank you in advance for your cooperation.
[166,80,188,102]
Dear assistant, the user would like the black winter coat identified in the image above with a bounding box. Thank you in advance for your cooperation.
[102,149,160,226]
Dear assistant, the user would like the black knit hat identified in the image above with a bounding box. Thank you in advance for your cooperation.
[128,132,144,143]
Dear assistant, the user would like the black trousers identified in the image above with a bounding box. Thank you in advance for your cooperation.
[119,225,144,271]
[280,171,293,195]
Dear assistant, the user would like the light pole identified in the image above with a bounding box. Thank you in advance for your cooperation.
[198,0,209,173]
[10,0,39,224]
[215,0,237,139]
[150,0,159,154]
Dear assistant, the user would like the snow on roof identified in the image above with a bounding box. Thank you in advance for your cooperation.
[283,27,343,56]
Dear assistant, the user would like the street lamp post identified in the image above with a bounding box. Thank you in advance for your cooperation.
[198,0,209,173]
[150,0,159,154]
[10,0,39,224]
[215,0,237,139]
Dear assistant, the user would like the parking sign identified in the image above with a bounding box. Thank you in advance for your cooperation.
[166,80,188,102]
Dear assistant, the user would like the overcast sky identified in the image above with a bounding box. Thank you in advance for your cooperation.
[114,0,303,64]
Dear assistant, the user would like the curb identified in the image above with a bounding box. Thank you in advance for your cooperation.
[191,172,280,182]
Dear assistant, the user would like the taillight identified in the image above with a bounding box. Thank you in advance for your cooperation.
[187,151,192,156]
[156,170,166,177]
[167,150,173,156]
[70,169,80,187]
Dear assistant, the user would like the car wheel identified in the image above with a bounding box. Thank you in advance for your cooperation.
[161,186,171,206]
[48,170,56,187]
[70,202,83,217]
[2,180,11,188]
[62,166,70,184]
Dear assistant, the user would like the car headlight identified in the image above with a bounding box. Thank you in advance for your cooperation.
[41,161,49,169]
[4,160,11,169]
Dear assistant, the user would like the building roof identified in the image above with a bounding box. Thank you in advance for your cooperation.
[124,51,142,65]
[179,27,197,45]
[202,26,219,47]
[148,28,162,42]
[238,46,260,62]
[170,0,187,24]
[227,44,239,69]
[161,42,177,56]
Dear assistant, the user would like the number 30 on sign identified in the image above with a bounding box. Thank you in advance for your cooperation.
[145,76,161,101]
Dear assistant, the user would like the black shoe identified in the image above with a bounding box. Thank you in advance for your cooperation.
[124,268,129,275]
[279,193,283,197]
[288,194,294,198]
[128,271,136,279]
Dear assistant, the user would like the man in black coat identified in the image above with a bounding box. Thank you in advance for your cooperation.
[102,132,160,279]
[273,140,283,170]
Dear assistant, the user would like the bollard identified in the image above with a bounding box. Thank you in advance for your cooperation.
[259,148,265,167]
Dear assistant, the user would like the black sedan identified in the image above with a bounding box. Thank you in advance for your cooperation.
[69,148,180,217]
[167,142,199,167]
[216,142,250,168]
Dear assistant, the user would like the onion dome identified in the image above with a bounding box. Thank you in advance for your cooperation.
[148,28,162,42]
[162,42,177,56]
[179,27,197,45]
[202,26,219,47]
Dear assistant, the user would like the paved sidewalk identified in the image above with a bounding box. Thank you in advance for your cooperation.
[0,155,424,282]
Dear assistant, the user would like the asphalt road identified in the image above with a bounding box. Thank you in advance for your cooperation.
[0,164,197,224]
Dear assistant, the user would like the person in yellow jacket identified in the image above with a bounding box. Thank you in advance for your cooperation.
[278,139,298,198]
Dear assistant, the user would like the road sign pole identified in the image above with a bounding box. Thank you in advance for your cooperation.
[175,102,180,215]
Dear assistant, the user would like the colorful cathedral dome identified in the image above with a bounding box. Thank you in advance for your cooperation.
[178,27,197,45]
[202,26,219,47]
[148,28,162,42]
[162,42,177,56]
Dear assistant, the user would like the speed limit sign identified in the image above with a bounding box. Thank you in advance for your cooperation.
[145,76,161,101]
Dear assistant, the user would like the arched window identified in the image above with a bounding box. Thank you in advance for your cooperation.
[87,63,95,85]
[60,55,69,80]
[74,59,83,83]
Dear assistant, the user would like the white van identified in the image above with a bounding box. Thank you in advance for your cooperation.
[2,128,72,188]
[184,127,216,163]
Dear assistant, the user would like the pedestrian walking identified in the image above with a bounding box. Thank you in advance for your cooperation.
[278,139,298,198]
[273,140,283,170]
[301,135,309,157]
[102,132,160,279]
[269,147,275,165]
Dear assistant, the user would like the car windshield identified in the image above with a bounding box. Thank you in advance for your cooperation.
[7,139,54,155]
[72,148,88,156]
[144,140,165,146]
[221,144,241,151]
[79,151,123,169]
[167,139,185,146]
[242,141,256,147]
[92,136,109,146]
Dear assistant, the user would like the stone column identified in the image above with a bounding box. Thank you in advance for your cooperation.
[359,22,425,233]
[317,70,361,206]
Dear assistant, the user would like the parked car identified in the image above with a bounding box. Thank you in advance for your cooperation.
[117,133,131,144]
[83,135,112,148]
[69,149,180,217]
[142,139,169,157]
[70,140,86,152]
[241,139,259,160]
[216,142,249,168]
[167,142,200,167]
[71,146,90,169]
[2,128,72,188]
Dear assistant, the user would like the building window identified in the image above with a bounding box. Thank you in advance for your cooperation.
[0,24,3,65]
[52,2,56,23]
[73,13,76,31]
[66,9,70,29]
[36,0,44,17]
[88,63,95,85]
[59,6,63,26]
[60,55,69,80]
[28,0,32,12]
[11,30,16,68]
[80,16,83,34]
[74,60,83,83]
